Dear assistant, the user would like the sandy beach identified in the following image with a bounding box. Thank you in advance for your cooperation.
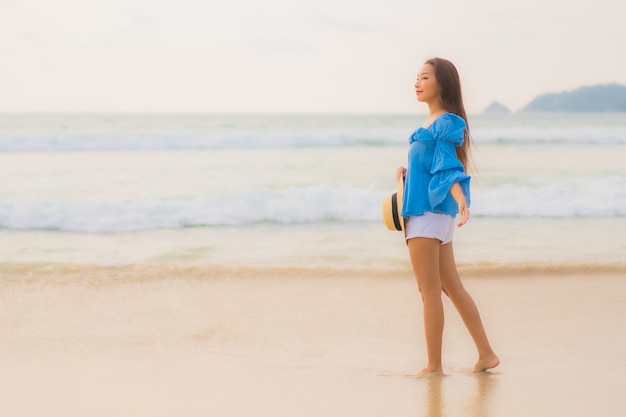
[2,263,625,417]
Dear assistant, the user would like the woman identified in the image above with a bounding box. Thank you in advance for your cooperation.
[396,58,499,375]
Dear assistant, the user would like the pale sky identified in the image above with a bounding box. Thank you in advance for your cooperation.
[1,0,625,114]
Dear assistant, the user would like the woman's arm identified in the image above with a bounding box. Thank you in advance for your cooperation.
[450,182,469,227]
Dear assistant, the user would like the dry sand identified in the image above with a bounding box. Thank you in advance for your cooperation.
[1,263,625,416]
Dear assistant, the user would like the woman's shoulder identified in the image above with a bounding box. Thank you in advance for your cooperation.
[429,112,466,143]
[431,112,466,131]
[410,112,466,143]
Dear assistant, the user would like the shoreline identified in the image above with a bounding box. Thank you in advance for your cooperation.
[2,261,625,282]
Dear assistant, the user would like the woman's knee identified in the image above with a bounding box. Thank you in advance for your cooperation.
[417,283,443,301]
[441,279,465,300]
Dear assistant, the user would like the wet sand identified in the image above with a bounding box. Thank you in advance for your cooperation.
[2,263,625,416]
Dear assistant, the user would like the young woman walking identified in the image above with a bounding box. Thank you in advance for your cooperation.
[397,57,499,375]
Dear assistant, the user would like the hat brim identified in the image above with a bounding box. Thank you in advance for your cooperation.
[382,177,405,231]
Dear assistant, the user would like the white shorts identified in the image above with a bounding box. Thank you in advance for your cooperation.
[405,212,456,245]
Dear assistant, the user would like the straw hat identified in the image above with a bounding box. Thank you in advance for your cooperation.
[381,177,405,231]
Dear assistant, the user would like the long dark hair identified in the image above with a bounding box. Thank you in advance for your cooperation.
[425,57,474,172]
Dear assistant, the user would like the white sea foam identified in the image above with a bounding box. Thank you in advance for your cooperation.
[1,113,626,152]
[472,176,626,218]
[471,126,626,144]
[1,126,625,151]
[0,128,413,152]
[1,178,624,233]
[0,187,383,232]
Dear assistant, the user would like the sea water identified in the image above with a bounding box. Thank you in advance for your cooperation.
[1,113,625,270]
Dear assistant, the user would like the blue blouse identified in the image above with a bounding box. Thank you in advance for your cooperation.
[401,112,471,217]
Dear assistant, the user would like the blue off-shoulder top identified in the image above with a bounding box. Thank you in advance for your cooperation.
[401,112,471,217]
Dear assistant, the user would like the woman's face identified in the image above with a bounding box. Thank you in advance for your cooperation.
[414,64,440,104]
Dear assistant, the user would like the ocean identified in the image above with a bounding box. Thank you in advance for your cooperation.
[1,112,625,271]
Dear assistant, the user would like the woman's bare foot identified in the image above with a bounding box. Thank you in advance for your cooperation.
[473,354,500,372]
[414,366,444,377]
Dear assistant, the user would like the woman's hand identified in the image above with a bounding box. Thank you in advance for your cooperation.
[396,167,407,182]
[456,200,470,227]
[450,182,470,227]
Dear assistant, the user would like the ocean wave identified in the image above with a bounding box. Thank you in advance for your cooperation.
[0,186,383,233]
[0,129,413,152]
[471,126,626,145]
[472,176,626,218]
[2,113,626,151]
[1,178,624,233]
[1,127,625,152]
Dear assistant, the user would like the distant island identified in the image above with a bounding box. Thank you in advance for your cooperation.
[483,83,626,113]
[522,83,626,112]
[482,101,511,114]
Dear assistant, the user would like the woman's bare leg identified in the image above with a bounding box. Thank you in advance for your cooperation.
[407,237,445,374]
[439,242,500,372]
